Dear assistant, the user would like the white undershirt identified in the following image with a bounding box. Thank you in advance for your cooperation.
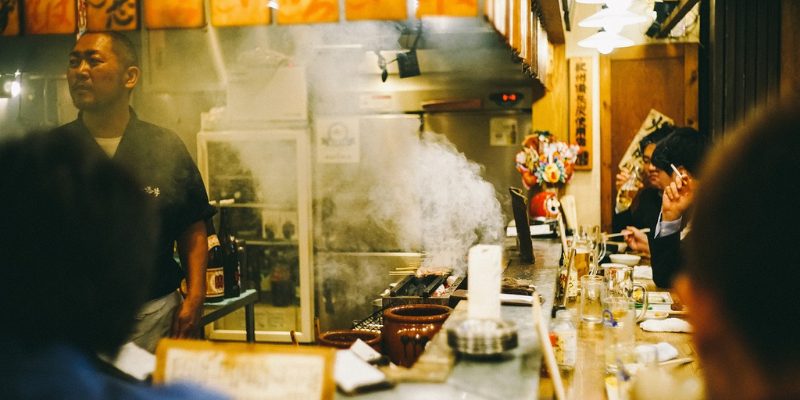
[94,136,123,157]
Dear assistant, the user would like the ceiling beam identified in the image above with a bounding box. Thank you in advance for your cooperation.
[538,0,566,43]
[656,0,700,38]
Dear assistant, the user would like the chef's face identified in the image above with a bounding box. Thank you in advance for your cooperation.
[67,33,136,111]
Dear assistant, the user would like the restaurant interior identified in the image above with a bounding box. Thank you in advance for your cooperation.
[1,0,798,399]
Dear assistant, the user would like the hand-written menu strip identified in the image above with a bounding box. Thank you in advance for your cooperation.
[155,339,334,400]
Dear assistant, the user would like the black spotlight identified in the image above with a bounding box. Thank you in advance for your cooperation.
[396,50,420,79]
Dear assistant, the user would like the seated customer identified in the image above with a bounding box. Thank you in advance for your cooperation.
[0,131,223,399]
[624,127,710,286]
[647,127,710,287]
[613,124,672,232]
[677,99,800,399]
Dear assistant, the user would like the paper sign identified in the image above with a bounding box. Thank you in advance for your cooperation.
[144,0,204,29]
[345,0,407,20]
[87,0,137,31]
[24,0,76,34]
[569,57,593,170]
[489,117,518,146]
[211,0,271,27]
[154,339,335,400]
[617,109,674,171]
[316,117,360,164]
[277,0,338,25]
[417,0,477,17]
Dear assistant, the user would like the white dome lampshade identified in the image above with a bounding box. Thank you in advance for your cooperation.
[578,30,635,54]
[579,7,649,34]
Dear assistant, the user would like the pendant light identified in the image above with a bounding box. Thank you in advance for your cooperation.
[577,29,634,54]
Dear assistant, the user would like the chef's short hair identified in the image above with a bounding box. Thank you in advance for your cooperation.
[96,31,138,68]
[688,98,800,372]
[0,130,155,356]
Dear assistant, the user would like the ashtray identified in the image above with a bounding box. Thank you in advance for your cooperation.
[446,318,518,357]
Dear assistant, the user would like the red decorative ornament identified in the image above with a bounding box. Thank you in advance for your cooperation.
[530,191,560,218]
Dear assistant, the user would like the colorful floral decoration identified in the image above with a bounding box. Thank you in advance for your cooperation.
[515,131,579,190]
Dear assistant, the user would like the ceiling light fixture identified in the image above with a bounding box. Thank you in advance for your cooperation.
[577,29,634,54]
[267,0,279,10]
[579,7,649,34]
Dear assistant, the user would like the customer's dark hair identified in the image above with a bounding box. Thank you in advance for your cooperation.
[650,126,711,175]
[638,123,673,153]
[0,130,156,355]
[687,99,800,372]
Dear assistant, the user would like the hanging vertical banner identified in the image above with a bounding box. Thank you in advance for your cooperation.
[519,0,529,63]
[144,0,204,29]
[569,57,593,170]
[1,0,20,35]
[87,0,137,31]
[277,0,338,25]
[492,0,505,36]
[417,0,477,17]
[24,0,76,34]
[345,0,406,20]
[211,0,270,27]
[484,0,493,22]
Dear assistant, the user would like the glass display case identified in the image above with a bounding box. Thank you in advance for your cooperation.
[197,129,314,343]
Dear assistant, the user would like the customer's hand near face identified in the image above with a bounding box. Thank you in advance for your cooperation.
[662,169,695,222]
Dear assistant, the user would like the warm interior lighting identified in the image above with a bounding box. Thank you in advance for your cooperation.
[0,72,21,98]
[266,0,279,9]
[575,0,607,3]
[579,7,649,33]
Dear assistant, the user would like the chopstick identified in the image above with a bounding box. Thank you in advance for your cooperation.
[532,294,566,400]
[660,357,694,367]
[605,228,650,238]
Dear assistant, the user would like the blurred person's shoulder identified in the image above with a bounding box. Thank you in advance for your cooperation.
[0,341,227,400]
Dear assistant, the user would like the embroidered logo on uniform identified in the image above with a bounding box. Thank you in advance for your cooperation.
[144,186,161,197]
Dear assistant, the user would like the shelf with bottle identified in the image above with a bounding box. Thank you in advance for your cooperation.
[246,239,299,247]
[217,202,297,211]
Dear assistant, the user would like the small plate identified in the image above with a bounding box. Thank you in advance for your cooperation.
[645,310,669,320]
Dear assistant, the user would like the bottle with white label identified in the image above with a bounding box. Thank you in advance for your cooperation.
[550,309,577,371]
[205,233,225,303]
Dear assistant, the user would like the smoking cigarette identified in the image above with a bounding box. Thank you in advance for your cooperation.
[670,164,686,180]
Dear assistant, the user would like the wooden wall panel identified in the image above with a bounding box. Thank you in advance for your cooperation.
[780,0,800,99]
[1,0,20,35]
[707,0,782,139]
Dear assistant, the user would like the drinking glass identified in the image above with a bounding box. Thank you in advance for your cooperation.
[603,296,637,372]
[579,275,604,323]
[602,263,648,321]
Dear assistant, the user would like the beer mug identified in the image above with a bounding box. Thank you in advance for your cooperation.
[601,263,648,322]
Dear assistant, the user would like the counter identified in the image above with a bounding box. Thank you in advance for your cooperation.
[339,239,563,400]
